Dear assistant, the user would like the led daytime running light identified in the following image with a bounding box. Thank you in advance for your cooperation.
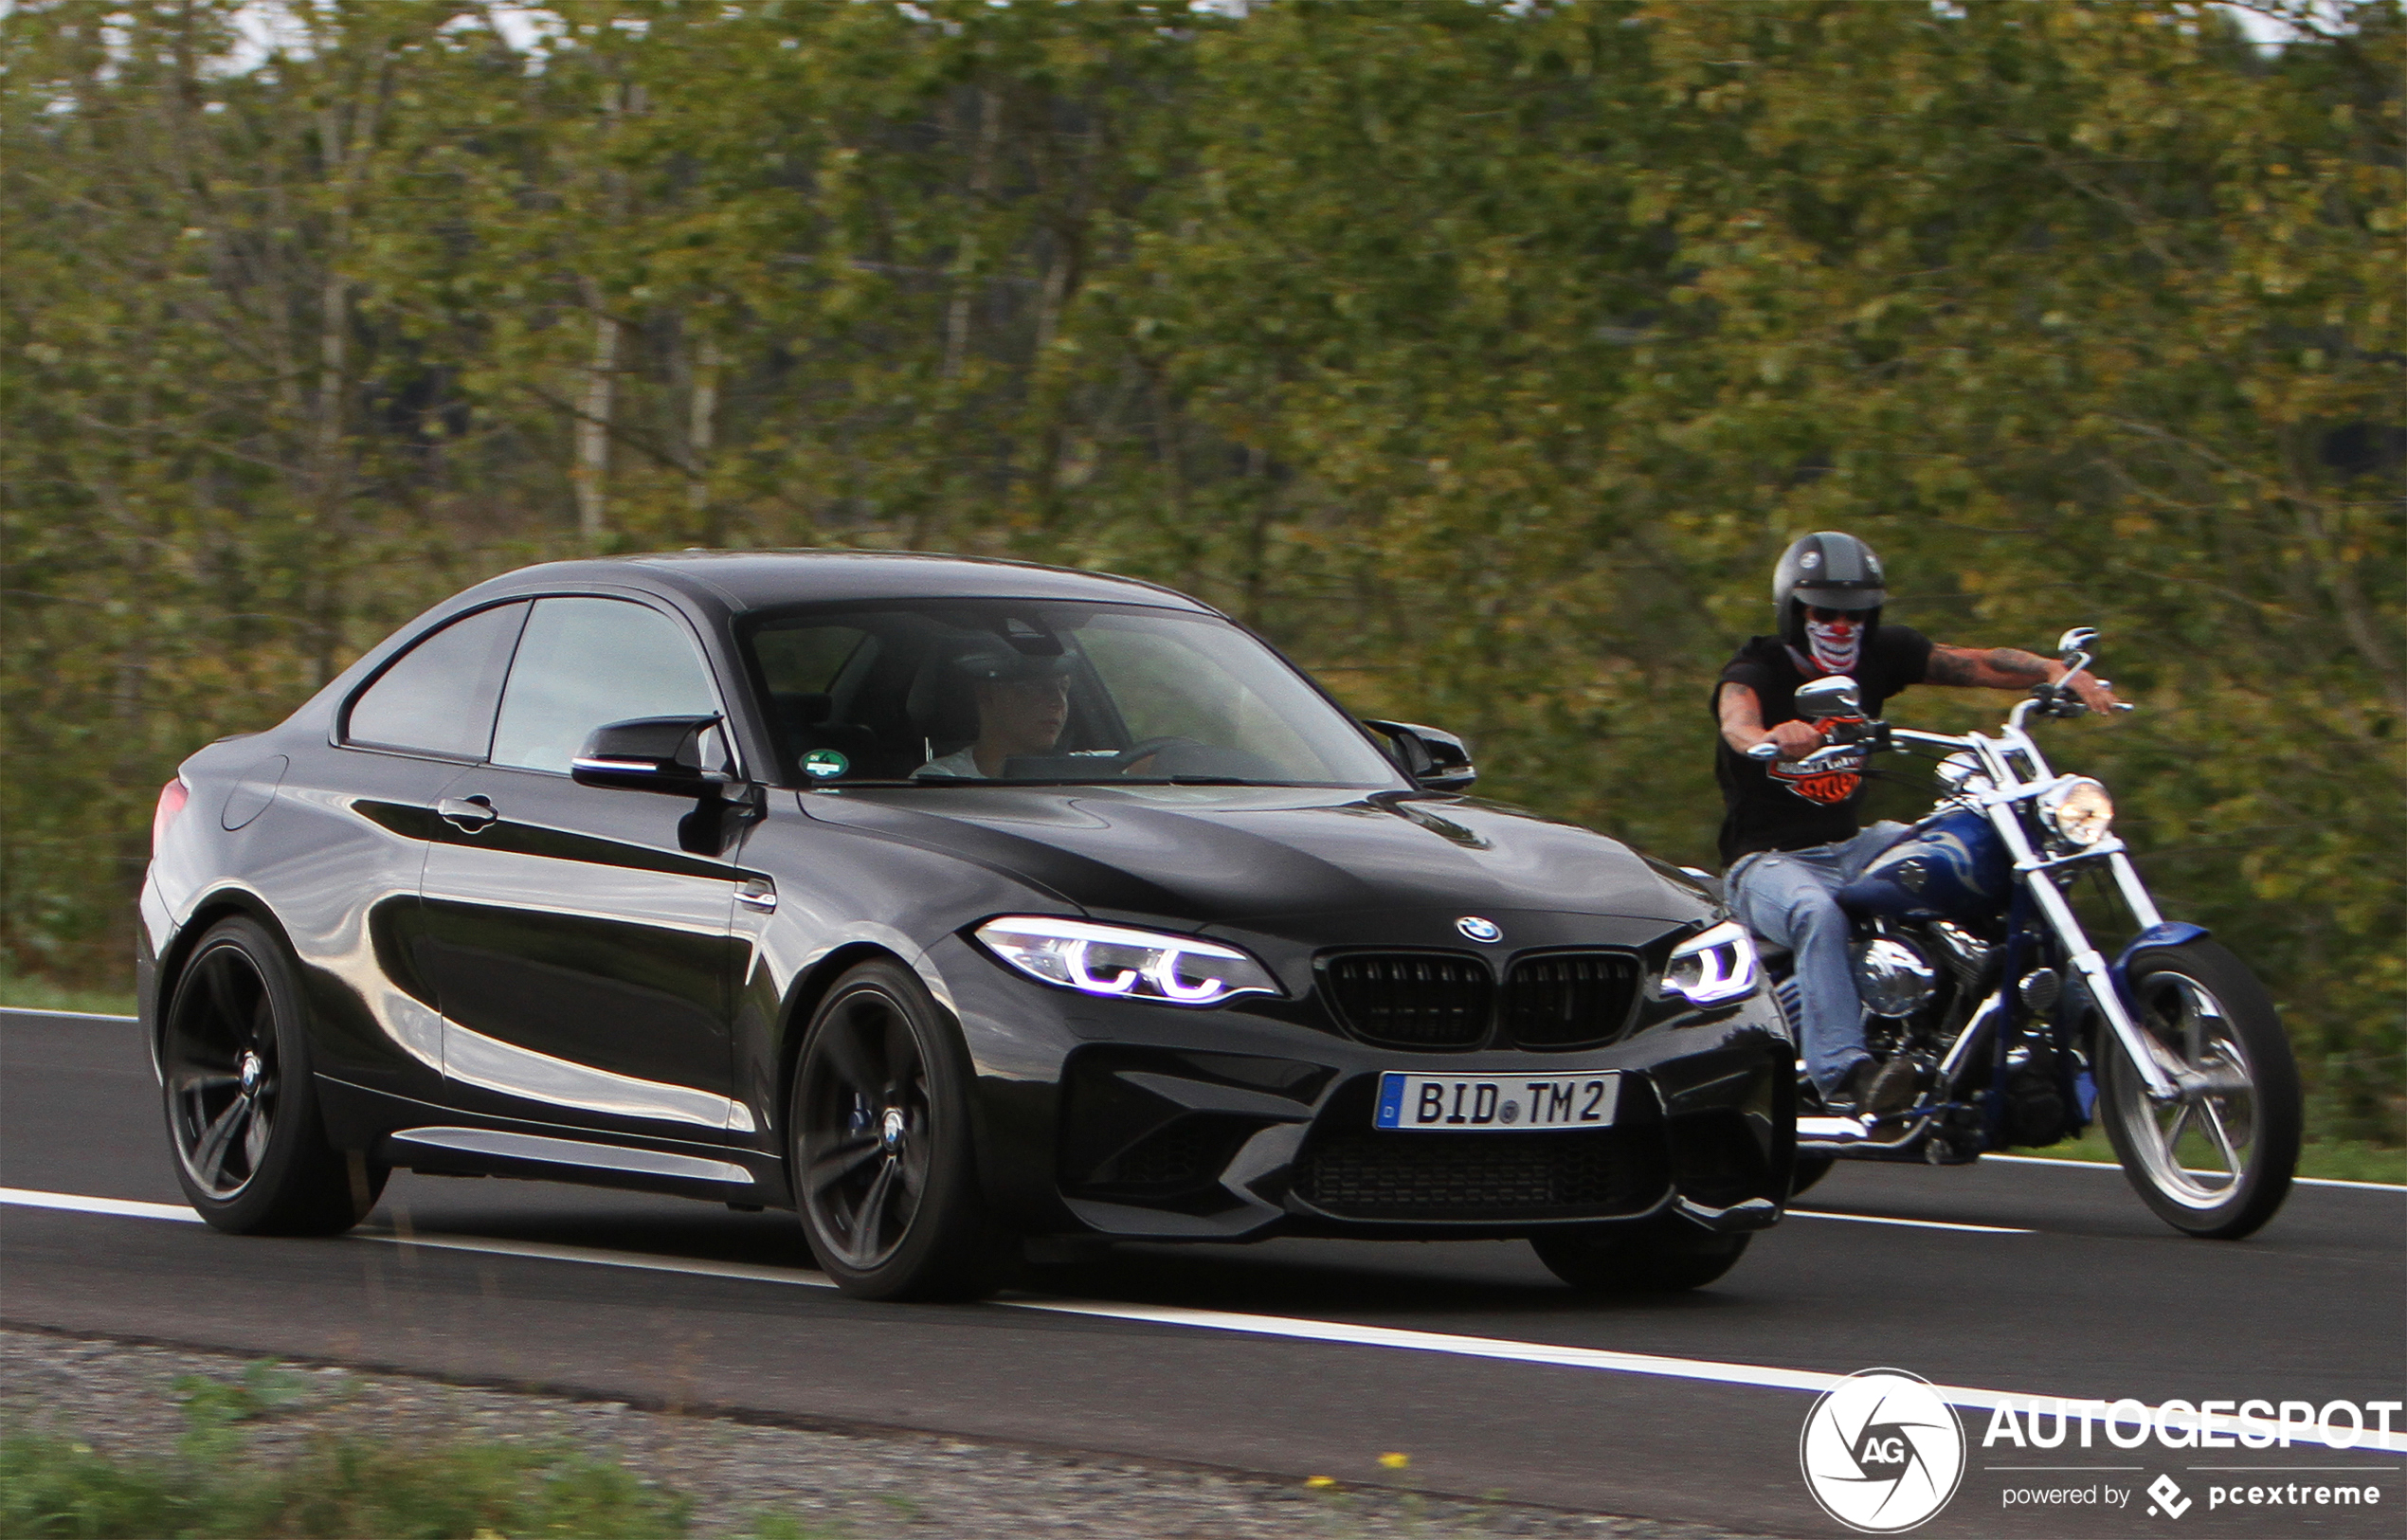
[973,917,1281,1007]
[1664,919,1760,1006]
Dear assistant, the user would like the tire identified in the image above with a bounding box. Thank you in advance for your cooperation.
[161,916,387,1235]
[1530,1217,1751,1294]
[2096,940,2298,1241]
[1790,1152,1836,1198]
[789,959,1004,1300]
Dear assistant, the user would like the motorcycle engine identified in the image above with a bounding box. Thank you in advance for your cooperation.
[1852,934,1939,1019]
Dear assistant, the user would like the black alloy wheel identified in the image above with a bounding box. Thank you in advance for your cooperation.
[1530,1216,1752,1293]
[792,959,1003,1300]
[162,915,385,1234]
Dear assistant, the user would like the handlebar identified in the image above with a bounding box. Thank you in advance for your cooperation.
[1743,716,1888,762]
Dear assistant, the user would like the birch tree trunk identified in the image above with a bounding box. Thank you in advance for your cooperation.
[687,332,720,536]
[574,272,621,541]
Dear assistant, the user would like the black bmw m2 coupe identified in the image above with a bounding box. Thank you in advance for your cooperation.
[139,552,1795,1298]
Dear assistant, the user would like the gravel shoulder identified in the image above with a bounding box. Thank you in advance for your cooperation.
[0,1328,1783,1539]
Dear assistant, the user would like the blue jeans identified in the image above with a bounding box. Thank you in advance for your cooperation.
[1728,823,1908,1099]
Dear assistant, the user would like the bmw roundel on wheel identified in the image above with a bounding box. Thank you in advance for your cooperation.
[137,552,1794,1299]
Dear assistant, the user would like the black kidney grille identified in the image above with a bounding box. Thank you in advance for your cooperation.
[1323,952,1493,1050]
[1504,951,1641,1049]
[1294,1129,1659,1220]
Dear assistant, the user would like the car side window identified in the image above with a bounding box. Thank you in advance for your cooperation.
[342,602,530,760]
[490,597,721,774]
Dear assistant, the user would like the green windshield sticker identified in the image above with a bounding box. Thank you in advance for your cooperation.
[801,748,850,779]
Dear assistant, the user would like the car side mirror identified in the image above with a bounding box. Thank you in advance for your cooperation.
[1792,677,1862,718]
[1364,719,1476,792]
[572,716,732,795]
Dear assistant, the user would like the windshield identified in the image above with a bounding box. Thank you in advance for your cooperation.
[740,600,1405,789]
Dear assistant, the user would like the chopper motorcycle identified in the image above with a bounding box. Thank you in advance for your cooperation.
[1743,628,2299,1241]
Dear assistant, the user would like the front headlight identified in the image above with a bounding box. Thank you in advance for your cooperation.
[2040,776,2115,847]
[1663,919,1760,1006]
[972,916,1282,1006]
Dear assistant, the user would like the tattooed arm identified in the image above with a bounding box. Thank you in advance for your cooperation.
[1718,683,1827,761]
[1926,645,2123,712]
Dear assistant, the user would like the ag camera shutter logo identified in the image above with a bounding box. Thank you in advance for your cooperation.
[1800,1368,1966,1532]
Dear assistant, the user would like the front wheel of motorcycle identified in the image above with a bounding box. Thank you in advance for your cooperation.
[2096,940,2299,1241]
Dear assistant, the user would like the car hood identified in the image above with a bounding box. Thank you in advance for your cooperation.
[794,784,1710,928]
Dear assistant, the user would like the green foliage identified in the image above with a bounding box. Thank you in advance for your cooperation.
[172,1364,315,1467]
[3,0,2398,1136]
[0,969,135,1018]
[1,1364,685,1539]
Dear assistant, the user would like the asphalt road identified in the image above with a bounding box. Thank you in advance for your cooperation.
[5,1008,2400,1538]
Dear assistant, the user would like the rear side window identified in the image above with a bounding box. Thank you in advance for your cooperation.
[490,596,721,774]
[343,603,529,760]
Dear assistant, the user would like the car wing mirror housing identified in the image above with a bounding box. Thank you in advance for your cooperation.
[1364,719,1476,792]
[1792,677,1862,719]
[572,716,732,795]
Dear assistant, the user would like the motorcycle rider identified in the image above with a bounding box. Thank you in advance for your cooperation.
[1714,532,2122,1115]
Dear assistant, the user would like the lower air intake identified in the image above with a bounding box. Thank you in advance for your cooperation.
[1293,1128,1663,1221]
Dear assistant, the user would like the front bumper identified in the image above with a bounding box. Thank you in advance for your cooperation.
[932,929,1797,1243]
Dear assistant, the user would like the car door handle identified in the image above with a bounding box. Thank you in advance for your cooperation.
[438,795,498,832]
[735,877,777,913]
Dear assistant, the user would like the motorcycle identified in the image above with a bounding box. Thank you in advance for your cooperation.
[1742,628,2299,1240]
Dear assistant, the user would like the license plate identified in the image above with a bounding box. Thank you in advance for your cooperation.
[1373,1071,1620,1132]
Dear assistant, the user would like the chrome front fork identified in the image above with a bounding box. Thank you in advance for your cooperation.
[2017,850,2178,1099]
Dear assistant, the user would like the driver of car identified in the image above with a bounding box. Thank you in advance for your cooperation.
[915,645,1073,778]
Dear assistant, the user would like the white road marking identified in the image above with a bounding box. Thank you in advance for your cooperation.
[1786,1209,2030,1234]
[10,1010,2403,1189]
[1,1189,200,1223]
[9,1184,2403,1454]
[7,1008,2403,1197]
[1985,1152,2406,1194]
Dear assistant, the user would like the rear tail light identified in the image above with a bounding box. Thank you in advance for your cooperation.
[152,776,190,857]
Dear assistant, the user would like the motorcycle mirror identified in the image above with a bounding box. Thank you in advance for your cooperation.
[1793,677,1862,718]
[2056,626,2099,661]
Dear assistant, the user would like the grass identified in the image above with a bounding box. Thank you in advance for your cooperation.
[0,970,135,1018]
[2,1363,691,1540]
[2025,1128,2406,1187]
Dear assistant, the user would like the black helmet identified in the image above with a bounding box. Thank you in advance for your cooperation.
[1773,531,1887,647]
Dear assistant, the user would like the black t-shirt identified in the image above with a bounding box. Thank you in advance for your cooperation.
[1712,625,1934,865]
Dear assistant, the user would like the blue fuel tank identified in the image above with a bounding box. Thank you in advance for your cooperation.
[1837,806,2012,922]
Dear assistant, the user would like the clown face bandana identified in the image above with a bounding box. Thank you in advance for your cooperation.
[1803,614,1863,675]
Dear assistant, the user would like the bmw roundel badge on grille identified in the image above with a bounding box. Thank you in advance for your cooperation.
[1456,915,1503,943]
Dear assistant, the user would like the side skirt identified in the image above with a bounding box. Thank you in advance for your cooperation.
[316,1075,791,1206]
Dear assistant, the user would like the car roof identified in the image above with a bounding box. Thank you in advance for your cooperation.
[474,550,1216,617]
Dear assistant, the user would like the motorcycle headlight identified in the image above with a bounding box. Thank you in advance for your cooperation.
[1663,919,1760,1006]
[2040,777,2115,847]
[973,916,1282,1006]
